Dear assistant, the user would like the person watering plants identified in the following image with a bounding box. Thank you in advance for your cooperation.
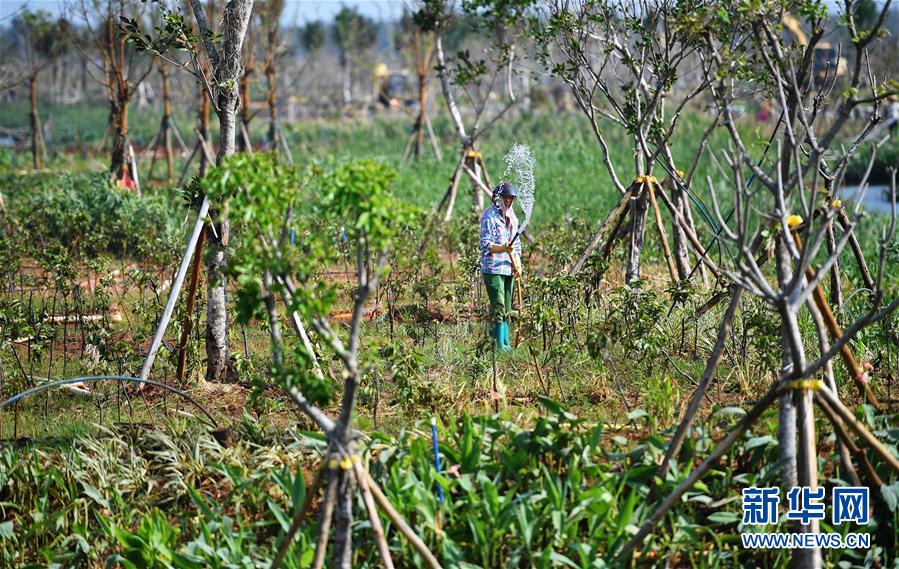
[480,181,522,351]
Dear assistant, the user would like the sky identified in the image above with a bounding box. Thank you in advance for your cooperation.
[0,0,406,25]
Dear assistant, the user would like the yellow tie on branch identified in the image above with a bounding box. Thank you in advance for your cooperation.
[785,378,824,391]
[634,175,658,185]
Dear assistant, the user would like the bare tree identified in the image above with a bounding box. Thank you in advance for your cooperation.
[259,0,285,147]
[417,0,528,228]
[123,0,254,382]
[189,0,254,382]
[534,0,715,285]
[12,11,68,169]
[397,6,438,160]
[70,0,155,176]
[333,6,379,105]
[237,12,255,152]
[617,1,899,565]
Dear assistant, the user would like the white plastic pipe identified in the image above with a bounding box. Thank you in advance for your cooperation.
[139,196,210,381]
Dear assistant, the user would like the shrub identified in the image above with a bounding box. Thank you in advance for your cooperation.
[0,171,182,262]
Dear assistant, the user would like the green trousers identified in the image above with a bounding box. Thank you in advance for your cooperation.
[483,273,513,324]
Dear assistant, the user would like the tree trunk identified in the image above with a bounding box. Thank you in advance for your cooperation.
[625,187,650,284]
[774,236,798,490]
[161,62,175,184]
[670,183,691,279]
[109,97,130,176]
[198,84,211,177]
[332,440,355,568]
[29,74,43,170]
[682,190,707,286]
[205,93,235,382]
[341,58,352,104]
[195,0,254,383]
[266,57,277,147]
[238,52,253,152]
[414,73,427,158]
[80,59,89,102]
[59,59,69,104]
[205,212,230,382]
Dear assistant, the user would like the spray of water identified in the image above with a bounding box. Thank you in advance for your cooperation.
[502,143,535,238]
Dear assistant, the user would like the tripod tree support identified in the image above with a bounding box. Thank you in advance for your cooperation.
[139,196,210,383]
[569,185,633,275]
[646,178,679,284]
[788,216,880,409]
[175,226,207,384]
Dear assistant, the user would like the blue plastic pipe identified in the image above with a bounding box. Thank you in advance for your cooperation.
[431,416,444,503]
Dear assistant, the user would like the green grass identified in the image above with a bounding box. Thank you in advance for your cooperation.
[1,101,746,232]
[0,99,199,148]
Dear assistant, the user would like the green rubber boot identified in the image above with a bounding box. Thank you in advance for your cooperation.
[499,321,512,351]
[490,322,501,350]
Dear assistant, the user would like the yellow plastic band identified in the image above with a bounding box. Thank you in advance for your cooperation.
[831,199,842,208]
[677,170,685,178]
[634,176,658,185]
[328,459,338,470]
[339,457,353,470]
[786,214,803,229]
[466,150,482,159]
[785,379,823,391]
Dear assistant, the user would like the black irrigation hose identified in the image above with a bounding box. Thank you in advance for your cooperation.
[683,110,786,283]
[0,376,219,428]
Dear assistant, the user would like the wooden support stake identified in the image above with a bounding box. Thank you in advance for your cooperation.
[312,474,338,569]
[175,227,207,384]
[366,471,443,569]
[139,197,211,383]
[418,152,467,255]
[477,154,492,190]
[816,385,899,474]
[837,209,875,290]
[682,191,708,286]
[425,111,442,162]
[647,181,679,284]
[351,459,395,569]
[277,123,294,166]
[195,129,216,164]
[443,149,468,222]
[569,187,633,275]
[240,121,254,155]
[791,230,880,410]
[653,185,723,280]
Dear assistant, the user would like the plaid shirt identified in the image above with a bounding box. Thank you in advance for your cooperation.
[480,205,522,275]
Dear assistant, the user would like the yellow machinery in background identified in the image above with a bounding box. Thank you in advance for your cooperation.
[374,63,413,109]
[782,13,848,87]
